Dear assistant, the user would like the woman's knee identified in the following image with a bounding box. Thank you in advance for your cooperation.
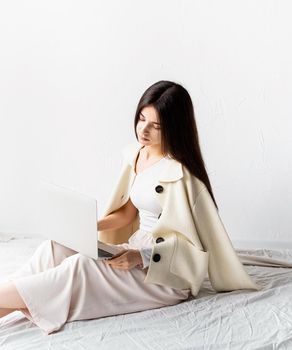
[65,253,92,268]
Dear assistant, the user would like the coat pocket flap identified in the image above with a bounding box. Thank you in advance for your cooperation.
[170,236,209,285]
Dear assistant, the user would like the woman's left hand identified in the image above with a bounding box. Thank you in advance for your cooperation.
[103,249,143,270]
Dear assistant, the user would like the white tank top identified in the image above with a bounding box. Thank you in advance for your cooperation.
[130,157,168,232]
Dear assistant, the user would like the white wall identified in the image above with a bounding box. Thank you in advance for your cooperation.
[0,1,291,247]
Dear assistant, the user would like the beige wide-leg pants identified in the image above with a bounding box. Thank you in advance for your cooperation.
[8,229,190,335]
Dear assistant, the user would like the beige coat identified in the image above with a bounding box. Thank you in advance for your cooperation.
[99,142,261,296]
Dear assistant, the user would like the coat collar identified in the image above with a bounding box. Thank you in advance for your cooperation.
[125,142,183,183]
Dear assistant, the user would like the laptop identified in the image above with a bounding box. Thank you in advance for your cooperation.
[38,180,120,260]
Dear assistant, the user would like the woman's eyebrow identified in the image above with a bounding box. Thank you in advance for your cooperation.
[140,112,160,125]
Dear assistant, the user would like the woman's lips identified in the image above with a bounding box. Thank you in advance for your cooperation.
[140,135,149,141]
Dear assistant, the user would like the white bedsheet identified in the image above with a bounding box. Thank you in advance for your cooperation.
[1,237,292,350]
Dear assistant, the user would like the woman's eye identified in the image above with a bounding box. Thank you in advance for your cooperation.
[138,117,160,129]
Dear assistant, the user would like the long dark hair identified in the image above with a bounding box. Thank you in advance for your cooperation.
[134,80,218,210]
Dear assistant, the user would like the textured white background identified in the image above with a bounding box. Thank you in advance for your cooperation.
[0,1,291,247]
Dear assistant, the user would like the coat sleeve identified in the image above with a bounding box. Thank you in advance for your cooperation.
[192,187,261,292]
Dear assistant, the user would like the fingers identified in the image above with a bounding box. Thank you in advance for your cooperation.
[105,260,130,270]
[108,264,129,270]
[105,256,128,268]
[110,249,127,259]
[105,251,126,264]
[103,249,141,270]
[104,250,134,270]
[110,254,128,263]
[104,252,126,267]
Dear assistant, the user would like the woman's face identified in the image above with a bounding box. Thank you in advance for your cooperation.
[136,106,161,147]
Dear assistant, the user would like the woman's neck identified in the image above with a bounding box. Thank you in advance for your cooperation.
[140,145,163,160]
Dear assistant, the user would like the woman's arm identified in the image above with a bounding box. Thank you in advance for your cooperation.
[97,198,138,231]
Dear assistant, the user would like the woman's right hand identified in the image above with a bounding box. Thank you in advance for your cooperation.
[103,249,143,270]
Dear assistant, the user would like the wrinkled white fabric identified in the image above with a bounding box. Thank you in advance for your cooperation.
[2,238,292,348]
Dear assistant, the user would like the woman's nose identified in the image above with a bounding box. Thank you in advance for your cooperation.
[141,124,150,133]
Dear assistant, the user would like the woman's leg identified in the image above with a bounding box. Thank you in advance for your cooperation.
[0,281,28,319]
[0,308,15,317]
[0,307,29,318]
[10,240,77,278]
[0,281,26,309]
[1,240,77,319]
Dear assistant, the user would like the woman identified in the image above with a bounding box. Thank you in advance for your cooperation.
[0,80,260,335]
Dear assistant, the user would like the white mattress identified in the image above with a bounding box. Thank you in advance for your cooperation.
[1,236,292,350]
